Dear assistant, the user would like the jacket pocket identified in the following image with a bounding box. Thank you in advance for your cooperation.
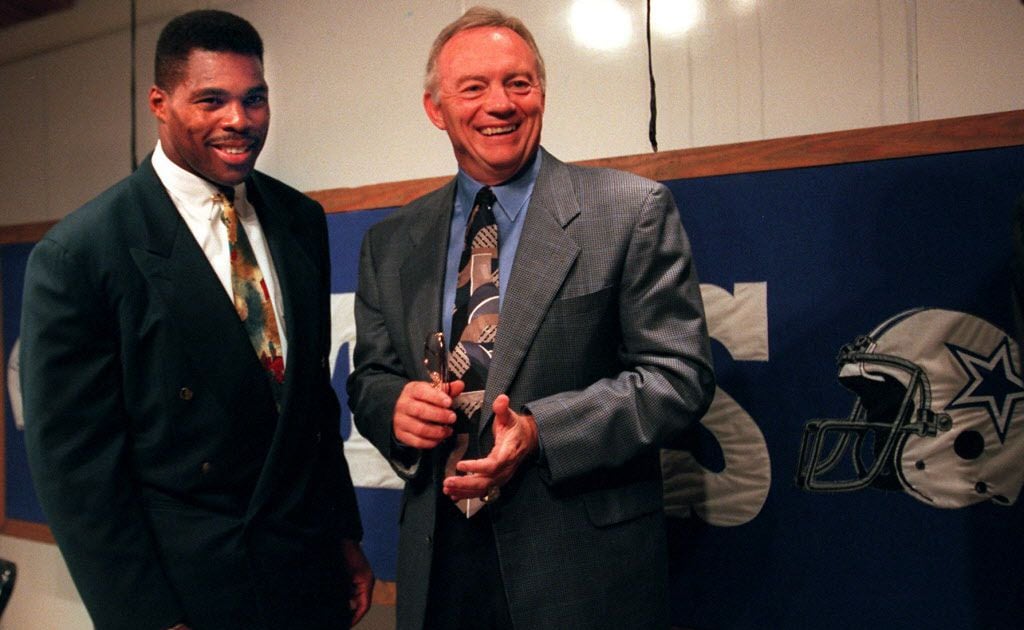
[582,478,663,527]
[546,286,615,320]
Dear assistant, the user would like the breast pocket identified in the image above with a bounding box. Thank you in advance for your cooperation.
[545,286,616,322]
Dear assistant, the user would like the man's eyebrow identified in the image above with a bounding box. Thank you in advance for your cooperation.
[192,87,228,98]
[190,85,268,97]
[453,73,488,84]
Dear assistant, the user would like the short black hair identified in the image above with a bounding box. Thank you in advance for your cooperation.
[154,10,263,90]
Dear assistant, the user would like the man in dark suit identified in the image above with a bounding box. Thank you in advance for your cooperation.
[348,6,714,629]
[20,10,372,630]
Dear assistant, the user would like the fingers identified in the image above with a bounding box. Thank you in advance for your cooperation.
[492,393,511,424]
[392,380,460,449]
[349,575,373,626]
[442,469,495,501]
[447,396,539,497]
[341,539,375,625]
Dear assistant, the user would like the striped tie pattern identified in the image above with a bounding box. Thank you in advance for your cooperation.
[444,186,500,516]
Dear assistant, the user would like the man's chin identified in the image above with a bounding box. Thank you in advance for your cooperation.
[207,163,257,187]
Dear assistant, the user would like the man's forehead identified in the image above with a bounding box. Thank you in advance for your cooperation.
[176,50,266,87]
[439,28,538,75]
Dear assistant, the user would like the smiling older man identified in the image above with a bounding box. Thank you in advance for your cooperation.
[348,6,715,629]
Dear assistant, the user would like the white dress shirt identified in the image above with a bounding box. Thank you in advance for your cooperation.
[151,141,288,364]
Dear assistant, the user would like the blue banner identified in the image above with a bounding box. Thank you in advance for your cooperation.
[4,144,1023,627]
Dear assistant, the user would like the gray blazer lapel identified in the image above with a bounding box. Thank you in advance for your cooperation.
[486,153,581,420]
[399,181,456,379]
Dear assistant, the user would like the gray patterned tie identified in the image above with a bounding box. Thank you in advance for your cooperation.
[445,186,499,516]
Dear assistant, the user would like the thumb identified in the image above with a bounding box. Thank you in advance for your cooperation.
[492,394,511,427]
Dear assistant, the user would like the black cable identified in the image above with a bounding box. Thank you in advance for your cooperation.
[130,0,138,171]
[646,0,658,152]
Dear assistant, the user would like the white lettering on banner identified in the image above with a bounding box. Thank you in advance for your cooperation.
[6,337,24,431]
[330,293,404,489]
[700,282,769,361]
[661,282,772,527]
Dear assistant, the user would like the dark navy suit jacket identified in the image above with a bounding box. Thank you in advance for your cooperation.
[21,156,362,630]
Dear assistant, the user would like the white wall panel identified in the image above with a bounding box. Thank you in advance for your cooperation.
[916,0,1024,120]
[879,0,914,124]
[42,33,132,223]
[759,0,897,138]
[689,0,766,147]
[0,58,47,226]
[252,0,461,191]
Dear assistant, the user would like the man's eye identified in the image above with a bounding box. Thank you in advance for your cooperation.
[507,80,533,94]
[245,95,267,106]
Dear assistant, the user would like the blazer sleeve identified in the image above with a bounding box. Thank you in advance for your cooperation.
[526,182,716,486]
[20,237,185,630]
[347,228,421,479]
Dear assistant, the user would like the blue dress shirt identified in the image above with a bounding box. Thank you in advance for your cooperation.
[442,150,543,345]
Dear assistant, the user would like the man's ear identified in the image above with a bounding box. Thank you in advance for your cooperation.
[149,86,168,121]
[423,91,447,131]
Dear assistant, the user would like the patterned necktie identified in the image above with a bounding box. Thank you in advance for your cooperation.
[445,186,500,517]
[214,191,285,401]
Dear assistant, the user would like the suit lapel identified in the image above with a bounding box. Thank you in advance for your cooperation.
[127,159,275,416]
[399,181,456,379]
[485,153,581,425]
[242,174,324,512]
[246,173,319,400]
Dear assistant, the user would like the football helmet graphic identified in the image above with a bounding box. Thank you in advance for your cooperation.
[796,308,1024,508]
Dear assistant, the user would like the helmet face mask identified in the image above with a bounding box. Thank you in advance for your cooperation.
[797,309,1024,508]
[797,346,934,493]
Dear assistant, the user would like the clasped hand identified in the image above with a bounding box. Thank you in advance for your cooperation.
[393,381,538,501]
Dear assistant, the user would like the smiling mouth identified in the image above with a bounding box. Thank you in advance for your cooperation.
[480,124,518,136]
[211,137,259,156]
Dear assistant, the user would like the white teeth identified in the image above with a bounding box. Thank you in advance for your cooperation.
[481,125,517,136]
[220,146,248,154]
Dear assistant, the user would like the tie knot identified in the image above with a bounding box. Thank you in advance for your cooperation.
[213,191,236,228]
[215,185,235,204]
[474,186,496,210]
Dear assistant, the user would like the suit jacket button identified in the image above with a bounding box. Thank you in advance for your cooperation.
[179,387,194,401]
[200,462,212,475]
[315,431,322,443]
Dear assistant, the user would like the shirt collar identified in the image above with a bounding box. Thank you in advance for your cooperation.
[455,148,543,223]
[151,140,247,222]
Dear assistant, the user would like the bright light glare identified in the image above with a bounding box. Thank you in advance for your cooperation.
[569,0,632,50]
[651,0,703,37]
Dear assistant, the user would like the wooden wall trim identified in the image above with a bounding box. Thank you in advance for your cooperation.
[305,109,1024,213]
[2,518,54,543]
[1,109,1022,245]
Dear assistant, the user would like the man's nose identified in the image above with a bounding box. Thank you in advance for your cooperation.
[222,100,249,128]
[483,84,515,115]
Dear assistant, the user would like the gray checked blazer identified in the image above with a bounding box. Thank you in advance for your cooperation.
[348,148,715,629]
